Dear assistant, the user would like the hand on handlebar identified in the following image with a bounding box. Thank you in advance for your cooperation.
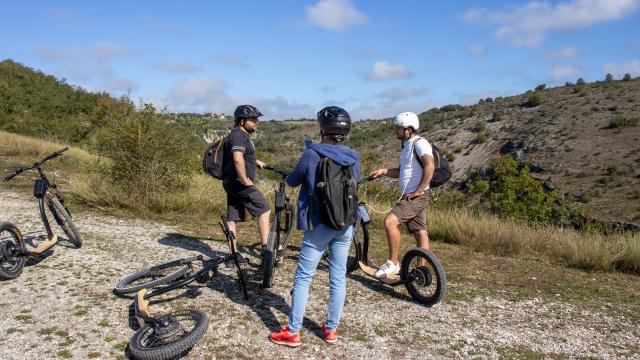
[369,168,387,179]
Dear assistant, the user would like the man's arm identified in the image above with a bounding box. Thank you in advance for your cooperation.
[370,167,400,179]
[233,151,253,186]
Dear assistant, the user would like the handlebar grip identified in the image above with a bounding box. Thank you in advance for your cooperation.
[263,165,274,170]
[2,168,23,182]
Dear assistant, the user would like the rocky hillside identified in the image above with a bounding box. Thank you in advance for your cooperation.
[242,79,640,225]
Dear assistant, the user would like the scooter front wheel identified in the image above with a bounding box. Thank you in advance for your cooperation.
[128,309,209,360]
[0,221,25,280]
[400,248,446,306]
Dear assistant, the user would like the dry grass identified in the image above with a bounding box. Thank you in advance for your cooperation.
[2,130,638,274]
[0,130,98,170]
[70,173,226,221]
[428,207,640,274]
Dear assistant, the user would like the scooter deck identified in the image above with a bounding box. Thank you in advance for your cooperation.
[358,261,402,285]
[25,235,58,255]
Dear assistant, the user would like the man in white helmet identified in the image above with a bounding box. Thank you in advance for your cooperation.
[369,112,435,278]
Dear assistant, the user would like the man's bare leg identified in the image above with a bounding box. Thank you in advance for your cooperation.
[384,213,402,265]
[412,229,429,267]
[257,210,271,247]
[227,220,238,251]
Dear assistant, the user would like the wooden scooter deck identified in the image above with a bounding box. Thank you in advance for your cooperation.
[25,235,58,255]
[358,261,402,285]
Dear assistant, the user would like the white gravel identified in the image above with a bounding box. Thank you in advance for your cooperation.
[0,190,638,359]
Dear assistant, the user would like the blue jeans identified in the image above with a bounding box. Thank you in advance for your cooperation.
[288,223,353,334]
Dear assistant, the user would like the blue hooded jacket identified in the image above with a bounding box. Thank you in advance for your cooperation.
[287,143,361,231]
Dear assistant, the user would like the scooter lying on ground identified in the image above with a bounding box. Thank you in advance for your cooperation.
[116,215,248,359]
[349,176,447,306]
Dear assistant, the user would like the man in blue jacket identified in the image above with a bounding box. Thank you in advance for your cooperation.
[269,106,360,347]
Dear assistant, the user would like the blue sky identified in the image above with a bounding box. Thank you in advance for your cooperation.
[1,0,639,120]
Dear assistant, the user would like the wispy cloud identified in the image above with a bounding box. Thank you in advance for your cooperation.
[365,61,413,81]
[140,14,189,36]
[207,53,249,70]
[151,60,201,74]
[34,42,137,93]
[461,0,640,47]
[549,64,587,81]
[306,0,369,32]
[546,46,579,60]
[468,43,486,57]
[603,60,640,77]
[375,87,426,101]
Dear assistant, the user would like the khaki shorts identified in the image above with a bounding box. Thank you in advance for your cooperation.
[390,191,430,233]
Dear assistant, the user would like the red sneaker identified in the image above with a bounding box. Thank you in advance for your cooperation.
[321,323,338,344]
[268,326,301,348]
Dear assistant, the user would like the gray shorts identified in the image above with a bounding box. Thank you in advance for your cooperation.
[225,187,271,222]
[390,191,430,233]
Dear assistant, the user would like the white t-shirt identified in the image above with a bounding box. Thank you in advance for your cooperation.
[399,136,433,194]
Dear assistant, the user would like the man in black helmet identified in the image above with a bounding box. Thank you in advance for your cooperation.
[222,105,271,261]
[269,106,360,347]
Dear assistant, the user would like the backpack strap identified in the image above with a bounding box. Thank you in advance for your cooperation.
[411,136,426,168]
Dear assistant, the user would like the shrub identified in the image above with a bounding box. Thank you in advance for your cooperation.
[565,81,574,86]
[605,73,614,81]
[576,78,586,85]
[471,121,486,133]
[534,84,546,91]
[96,102,196,205]
[608,116,639,129]
[623,73,632,81]
[439,104,464,112]
[467,156,567,224]
[473,131,488,144]
[489,111,503,122]
[522,93,543,107]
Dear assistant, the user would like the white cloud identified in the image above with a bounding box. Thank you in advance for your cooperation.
[351,101,439,121]
[34,42,137,94]
[461,0,640,47]
[365,61,413,81]
[468,43,486,57]
[306,0,369,32]
[152,61,201,74]
[157,78,314,119]
[250,97,316,120]
[168,77,232,111]
[546,46,579,60]
[603,60,640,77]
[375,87,426,101]
[207,53,249,69]
[549,64,587,81]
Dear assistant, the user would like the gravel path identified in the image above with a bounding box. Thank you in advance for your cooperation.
[0,190,638,359]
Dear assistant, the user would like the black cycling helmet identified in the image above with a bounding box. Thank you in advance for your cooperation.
[317,106,351,136]
[234,105,263,121]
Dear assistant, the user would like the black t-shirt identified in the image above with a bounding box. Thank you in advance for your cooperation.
[222,127,257,193]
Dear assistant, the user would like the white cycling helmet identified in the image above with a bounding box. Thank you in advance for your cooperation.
[394,112,419,131]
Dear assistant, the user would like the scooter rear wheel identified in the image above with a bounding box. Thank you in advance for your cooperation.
[400,248,446,306]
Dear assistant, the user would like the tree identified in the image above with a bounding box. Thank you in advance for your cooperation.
[535,84,546,91]
[605,73,614,81]
[623,73,632,81]
[576,78,586,85]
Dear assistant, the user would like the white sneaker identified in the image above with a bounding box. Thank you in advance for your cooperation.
[374,260,400,278]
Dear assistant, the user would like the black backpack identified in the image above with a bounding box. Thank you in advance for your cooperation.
[413,137,452,187]
[203,136,227,180]
[315,157,358,230]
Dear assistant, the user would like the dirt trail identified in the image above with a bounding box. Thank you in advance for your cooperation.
[0,190,638,359]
